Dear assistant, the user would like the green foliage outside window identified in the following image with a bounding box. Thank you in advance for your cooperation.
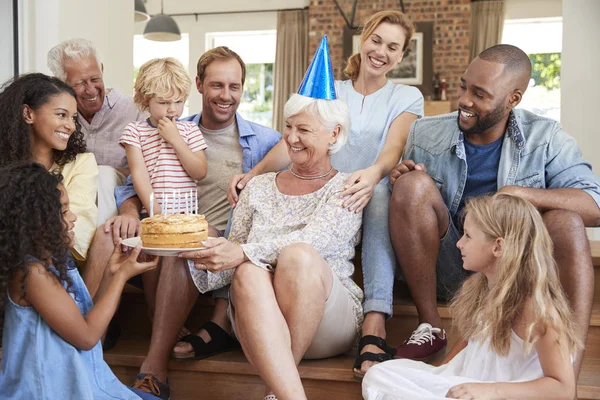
[529,53,561,90]
[244,63,273,113]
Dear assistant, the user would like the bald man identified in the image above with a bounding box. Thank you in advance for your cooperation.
[359,45,600,378]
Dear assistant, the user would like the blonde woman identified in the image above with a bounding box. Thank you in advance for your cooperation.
[362,193,581,400]
[227,11,424,377]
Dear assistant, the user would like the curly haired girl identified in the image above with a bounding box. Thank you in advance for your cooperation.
[0,73,97,262]
[0,162,159,399]
[362,193,581,400]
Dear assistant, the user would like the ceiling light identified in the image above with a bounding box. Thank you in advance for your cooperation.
[143,0,181,42]
[134,0,150,23]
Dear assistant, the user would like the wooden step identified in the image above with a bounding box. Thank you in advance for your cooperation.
[590,240,600,266]
[108,287,600,399]
[105,335,600,400]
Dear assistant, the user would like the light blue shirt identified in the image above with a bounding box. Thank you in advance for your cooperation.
[404,109,600,218]
[114,112,280,208]
[331,79,424,174]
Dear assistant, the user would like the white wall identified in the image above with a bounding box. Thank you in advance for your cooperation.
[561,0,600,172]
[504,0,562,20]
[20,0,134,94]
[1,0,15,84]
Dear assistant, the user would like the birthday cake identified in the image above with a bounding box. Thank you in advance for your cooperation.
[141,214,208,248]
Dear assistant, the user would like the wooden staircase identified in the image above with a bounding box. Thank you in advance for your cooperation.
[103,241,600,400]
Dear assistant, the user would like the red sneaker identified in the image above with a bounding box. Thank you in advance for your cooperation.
[395,323,447,361]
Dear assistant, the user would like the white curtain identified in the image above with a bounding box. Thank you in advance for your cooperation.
[470,0,505,60]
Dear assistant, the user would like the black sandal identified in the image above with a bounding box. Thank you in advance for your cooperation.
[352,335,394,381]
[172,321,241,361]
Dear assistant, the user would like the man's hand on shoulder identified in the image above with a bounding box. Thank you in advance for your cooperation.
[227,172,255,208]
[389,160,427,186]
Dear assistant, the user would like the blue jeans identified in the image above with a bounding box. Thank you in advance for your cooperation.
[361,183,396,318]
[435,211,472,301]
[361,185,470,318]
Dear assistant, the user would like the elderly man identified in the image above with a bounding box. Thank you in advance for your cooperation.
[47,39,147,301]
[386,44,600,380]
[47,38,146,224]
[109,46,280,399]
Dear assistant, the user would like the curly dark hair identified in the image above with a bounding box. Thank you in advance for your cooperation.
[0,162,72,318]
[0,73,86,168]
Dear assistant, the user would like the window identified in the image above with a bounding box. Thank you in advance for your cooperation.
[206,30,276,127]
[502,18,562,121]
[133,34,190,117]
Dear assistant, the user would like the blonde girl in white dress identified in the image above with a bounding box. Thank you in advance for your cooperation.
[362,193,582,400]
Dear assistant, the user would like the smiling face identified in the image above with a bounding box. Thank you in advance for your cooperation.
[58,184,77,248]
[359,22,407,78]
[25,92,78,153]
[64,55,105,122]
[284,110,338,172]
[457,58,513,142]
[456,213,499,274]
[197,58,243,130]
[146,92,185,126]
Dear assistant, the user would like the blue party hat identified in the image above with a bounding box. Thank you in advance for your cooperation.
[297,35,337,100]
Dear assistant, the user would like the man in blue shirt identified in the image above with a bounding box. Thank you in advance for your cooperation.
[387,45,600,379]
[97,47,280,399]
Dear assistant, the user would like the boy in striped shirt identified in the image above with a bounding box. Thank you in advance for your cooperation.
[120,57,208,217]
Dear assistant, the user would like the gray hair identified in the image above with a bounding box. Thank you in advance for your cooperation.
[283,94,350,155]
[47,38,102,82]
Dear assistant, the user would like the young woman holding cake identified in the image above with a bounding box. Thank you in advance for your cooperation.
[227,10,425,378]
[0,162,159,399]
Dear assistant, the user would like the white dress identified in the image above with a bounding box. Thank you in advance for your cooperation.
[362,331,543,400]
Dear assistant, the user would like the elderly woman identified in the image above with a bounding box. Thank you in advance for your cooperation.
[183,93,363,400]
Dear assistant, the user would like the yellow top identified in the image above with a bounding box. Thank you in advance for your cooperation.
[51,152,98,261]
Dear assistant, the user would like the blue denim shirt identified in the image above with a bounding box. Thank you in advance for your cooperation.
[404,109,600,219]
[114,112,281,208]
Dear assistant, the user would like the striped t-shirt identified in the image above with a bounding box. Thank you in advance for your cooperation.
[120,119,207,214]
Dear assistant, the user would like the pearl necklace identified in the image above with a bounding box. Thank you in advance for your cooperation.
[289,165,334,180]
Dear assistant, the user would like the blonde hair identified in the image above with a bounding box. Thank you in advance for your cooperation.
[344,10,415,81]
[196,46,246,86]
[450,193,582,356]
[134,57,191,111]
[283,94,350,155]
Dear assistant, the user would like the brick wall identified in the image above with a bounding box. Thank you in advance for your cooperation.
[308,0,471,105]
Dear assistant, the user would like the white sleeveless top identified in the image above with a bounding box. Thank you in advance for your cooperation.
[362,331,543,400]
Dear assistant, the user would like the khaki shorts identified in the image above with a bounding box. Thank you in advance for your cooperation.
[228,271,358,360]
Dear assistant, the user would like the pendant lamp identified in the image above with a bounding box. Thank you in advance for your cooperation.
[134,0,150,23]
[143,0,181,42]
